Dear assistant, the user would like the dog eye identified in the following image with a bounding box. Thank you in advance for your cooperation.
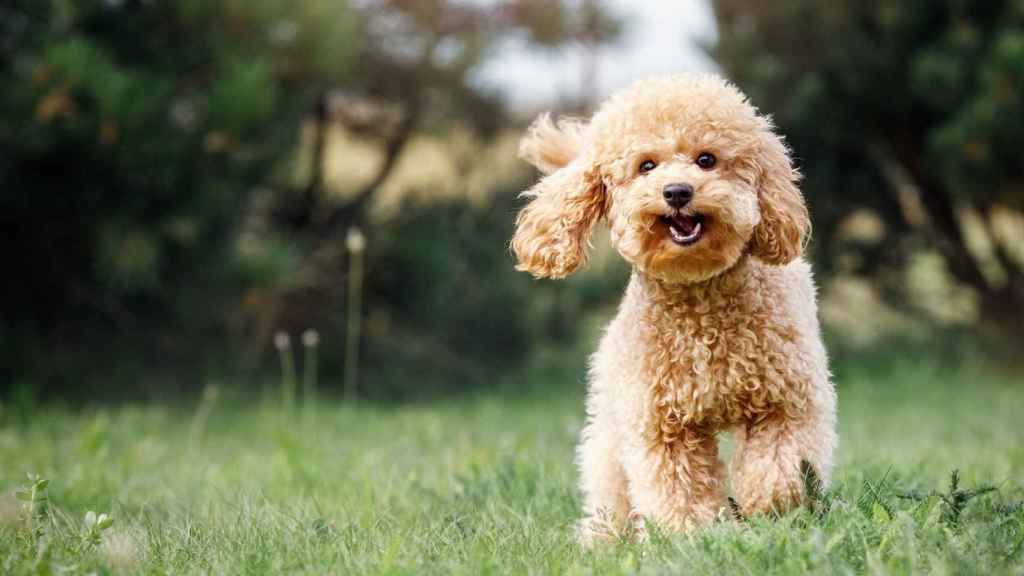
[696,152,717,170]
[638,160,657,174]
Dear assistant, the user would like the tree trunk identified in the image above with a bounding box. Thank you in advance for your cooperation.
[876,137,1024,344]
[320,102,420,235]
[303,92,330,214]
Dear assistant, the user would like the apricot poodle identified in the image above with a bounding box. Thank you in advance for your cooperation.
[511,74,837,544]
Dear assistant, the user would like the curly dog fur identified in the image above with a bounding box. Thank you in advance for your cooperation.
[511,74,837,544]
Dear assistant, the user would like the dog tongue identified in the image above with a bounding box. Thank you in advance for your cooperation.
[674,214,698,235]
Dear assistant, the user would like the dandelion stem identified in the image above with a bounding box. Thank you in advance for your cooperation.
[344,228,365,403]
[302,330,319,410]
[189,384,220,444]
[275,332,297,411]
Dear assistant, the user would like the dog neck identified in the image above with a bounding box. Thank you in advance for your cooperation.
[632,254,755,307]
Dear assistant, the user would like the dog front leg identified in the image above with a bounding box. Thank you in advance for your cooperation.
[576,413,631,545]
[620,426,726,534]
[731,407,836,517]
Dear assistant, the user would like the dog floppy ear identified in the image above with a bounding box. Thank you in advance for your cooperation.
[511,156,605,279]
[518,113,586,175]
[750,128,810,265]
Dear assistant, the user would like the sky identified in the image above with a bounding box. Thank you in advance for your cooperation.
[474,0,718,115]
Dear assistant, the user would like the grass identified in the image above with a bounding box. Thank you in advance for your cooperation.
[1,361,1022,575]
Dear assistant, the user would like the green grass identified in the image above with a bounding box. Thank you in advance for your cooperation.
[1,362,1023,575]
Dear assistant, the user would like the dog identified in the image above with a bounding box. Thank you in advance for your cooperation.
[510,74,837,544]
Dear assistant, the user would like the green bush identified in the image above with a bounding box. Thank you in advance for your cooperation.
[342,187,627,399]
[0,0,355,392]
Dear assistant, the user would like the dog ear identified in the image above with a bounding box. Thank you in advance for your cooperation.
[750,129,810,265]
[511,156,605,279]
[518,113,586,175]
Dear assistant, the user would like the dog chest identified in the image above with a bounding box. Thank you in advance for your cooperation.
[636,301,805,437]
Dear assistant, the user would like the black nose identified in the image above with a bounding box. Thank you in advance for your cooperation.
[663,183,694,209]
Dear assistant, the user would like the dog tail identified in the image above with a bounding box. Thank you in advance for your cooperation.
[518,113,586,175]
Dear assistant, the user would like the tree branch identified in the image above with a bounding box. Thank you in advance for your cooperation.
[303,92,330,211]
[319,101,420,235]
[986,211,1024,286]
[869,140,992,293]
[872,139,1024,335]
[317,30,439,236]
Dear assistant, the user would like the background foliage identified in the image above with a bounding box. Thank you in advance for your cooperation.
[1,3,1022,574]
[0,0,623,398]
[0,0,356,391]
[713,0,1024,343]
[1,0,1022,400]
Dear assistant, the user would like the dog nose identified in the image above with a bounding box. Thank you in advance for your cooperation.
[663,183,694,209]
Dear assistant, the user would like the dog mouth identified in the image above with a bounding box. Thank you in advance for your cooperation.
[660,213,705,246]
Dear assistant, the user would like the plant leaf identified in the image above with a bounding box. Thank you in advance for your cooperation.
[872,501,892,524]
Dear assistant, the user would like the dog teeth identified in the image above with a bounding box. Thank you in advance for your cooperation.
[683,221,702,240]
[668,220,702,245]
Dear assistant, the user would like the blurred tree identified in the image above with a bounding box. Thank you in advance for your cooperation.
[357,187,621,398]
[576,0,624,106]
[276,0,621,235]
[0,0,357,389]
[253,0,624,393]
[712,0,1024,341]
[1,0,624,395]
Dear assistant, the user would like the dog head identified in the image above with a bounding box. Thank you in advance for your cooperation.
[511,74,809,284]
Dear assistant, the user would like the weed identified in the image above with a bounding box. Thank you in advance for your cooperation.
[80,510,114,550]
[15,474,49,541]
[897,469,998,528]
[274,331,298,411]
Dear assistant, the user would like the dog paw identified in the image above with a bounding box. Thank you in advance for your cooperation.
[575,517,619,548]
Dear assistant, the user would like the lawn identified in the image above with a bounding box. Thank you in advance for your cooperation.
[1,361,1022,575]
